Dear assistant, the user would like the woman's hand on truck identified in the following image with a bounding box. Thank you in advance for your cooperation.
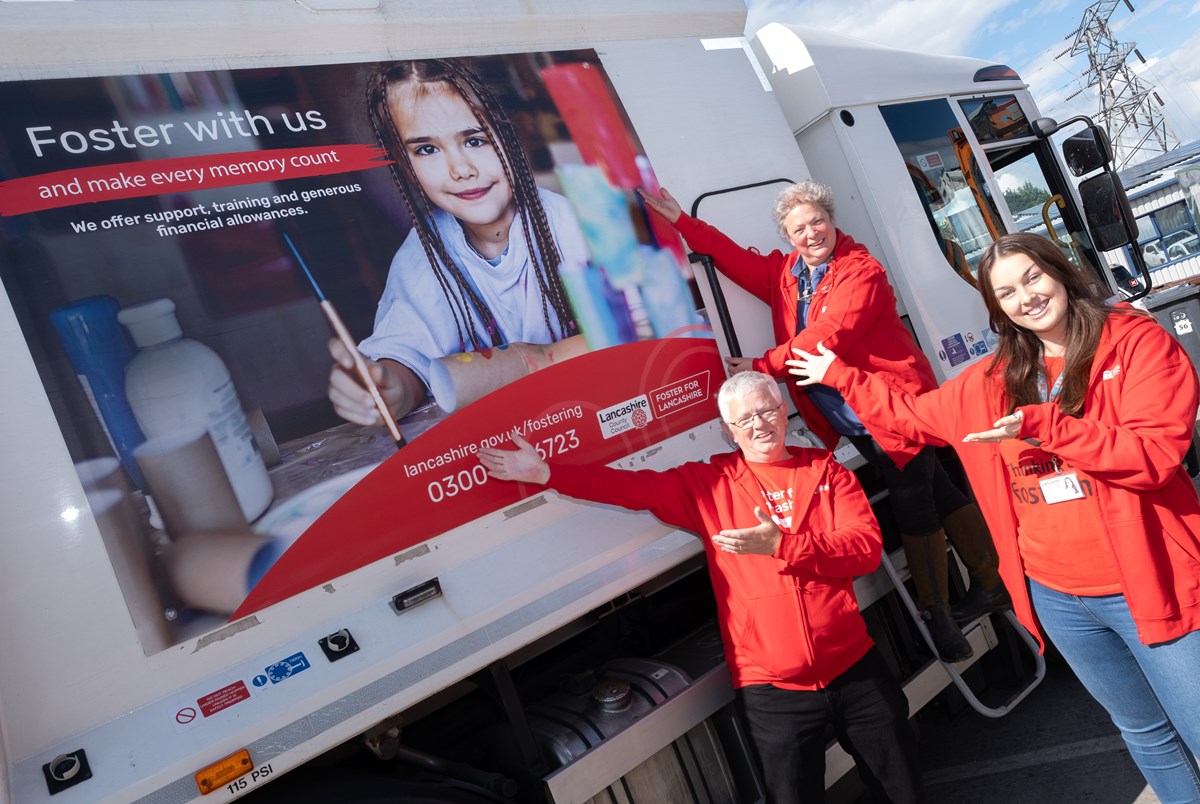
[637,187,683,223]
[479,431,552,485]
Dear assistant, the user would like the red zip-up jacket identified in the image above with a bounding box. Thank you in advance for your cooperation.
[548,447,880,689]
[824,309,1200,646]
[676,213,936,465]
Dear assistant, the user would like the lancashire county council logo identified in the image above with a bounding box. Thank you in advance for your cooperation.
[596,395,653,439]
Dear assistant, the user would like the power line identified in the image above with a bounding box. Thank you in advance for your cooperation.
[1056,0,1179,168]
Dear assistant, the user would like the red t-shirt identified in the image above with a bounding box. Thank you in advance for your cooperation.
[743,459,800,531]
[1000,356,1122,595]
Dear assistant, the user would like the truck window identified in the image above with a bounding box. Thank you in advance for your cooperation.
[884,97,1108,292]
[880,99,1005,288]
[983,139,1108,287]
[959,94,1034,144]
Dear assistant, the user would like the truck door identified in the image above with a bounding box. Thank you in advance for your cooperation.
[880,93,1108,292]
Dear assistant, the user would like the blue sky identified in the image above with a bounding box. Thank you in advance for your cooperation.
[744,0,1200,155]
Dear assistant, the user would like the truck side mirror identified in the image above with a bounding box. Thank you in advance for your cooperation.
[1062,124,1113,177]
[1079,171,1138,251]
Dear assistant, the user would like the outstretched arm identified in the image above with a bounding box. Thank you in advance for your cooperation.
[788,342,958,447]
[481,437,705,536]
[639,187,789,303]
[478,431,551,485]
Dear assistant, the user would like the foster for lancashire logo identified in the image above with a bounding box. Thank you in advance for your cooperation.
[596,395,653,439]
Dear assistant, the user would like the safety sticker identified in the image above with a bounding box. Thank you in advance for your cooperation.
[198,680,252,717]
[261,652,311,685]
[939,333,970,368]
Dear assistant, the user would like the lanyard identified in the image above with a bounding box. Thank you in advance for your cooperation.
[1036,356,1065,403]
[1032,352,1068,475]
[794,262,827,335]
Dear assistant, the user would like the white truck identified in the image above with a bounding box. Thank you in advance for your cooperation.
[0,2,1138,802]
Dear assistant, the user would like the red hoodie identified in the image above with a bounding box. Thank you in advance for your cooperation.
[675,213,936,464]
[824,309,1200,646]
[548,447,880,689]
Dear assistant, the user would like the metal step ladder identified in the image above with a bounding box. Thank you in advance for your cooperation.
[876,538,1045,718]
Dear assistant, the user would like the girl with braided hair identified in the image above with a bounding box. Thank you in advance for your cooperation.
[328,58,587,425]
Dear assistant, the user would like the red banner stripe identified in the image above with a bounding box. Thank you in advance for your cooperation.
[0,145,391,215]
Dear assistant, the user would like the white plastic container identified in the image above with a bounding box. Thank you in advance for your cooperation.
[118,299,273,522]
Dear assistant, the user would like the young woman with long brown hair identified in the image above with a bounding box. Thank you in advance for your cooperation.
[789,232,1200,801]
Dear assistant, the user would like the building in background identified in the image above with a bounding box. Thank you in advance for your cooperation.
[1101,140,1200,287]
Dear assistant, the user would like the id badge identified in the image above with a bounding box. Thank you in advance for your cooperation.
[1040,472,1085,504]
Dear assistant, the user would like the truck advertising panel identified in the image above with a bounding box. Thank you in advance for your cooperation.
[0,50,718,653]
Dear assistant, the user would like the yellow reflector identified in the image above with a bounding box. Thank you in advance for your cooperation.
[194,749,252,795]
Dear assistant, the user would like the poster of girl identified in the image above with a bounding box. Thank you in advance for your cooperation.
[327,58,591,425]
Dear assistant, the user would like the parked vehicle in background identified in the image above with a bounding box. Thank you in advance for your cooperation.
[1145,241,1169,266]
[1166,231,1200,261]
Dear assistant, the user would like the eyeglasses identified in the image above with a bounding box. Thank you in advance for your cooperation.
[727,405,785,431]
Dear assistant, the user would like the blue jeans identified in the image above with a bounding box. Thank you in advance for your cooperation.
[1029,578,1200,803]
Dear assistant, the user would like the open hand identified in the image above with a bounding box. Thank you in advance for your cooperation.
[478,431,551,485]
[637,187,683,223]
[787,341,836,386]
[962,411,1024,443]
[711,507,782,556]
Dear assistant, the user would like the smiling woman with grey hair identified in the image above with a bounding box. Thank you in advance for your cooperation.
[639,178,1006,664]
[771,179,836,238]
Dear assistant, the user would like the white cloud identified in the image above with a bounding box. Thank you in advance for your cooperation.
[997,172,1023,192]
[740,0,1200,145]
[1142,30,1200,142]
[744,0,1018,57]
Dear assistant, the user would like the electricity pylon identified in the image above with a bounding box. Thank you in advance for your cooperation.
[1059,0,1178,168]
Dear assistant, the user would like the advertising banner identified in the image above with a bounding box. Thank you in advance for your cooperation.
[0,51,717,652]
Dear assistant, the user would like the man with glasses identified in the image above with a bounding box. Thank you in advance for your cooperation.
[479,371,922,804]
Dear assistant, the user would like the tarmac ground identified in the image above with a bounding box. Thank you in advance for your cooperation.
[913,648,1159,804]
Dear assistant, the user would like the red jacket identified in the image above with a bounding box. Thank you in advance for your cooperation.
[676,214,936,464]
[548,448,881,689]
[824,309,1200,646]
